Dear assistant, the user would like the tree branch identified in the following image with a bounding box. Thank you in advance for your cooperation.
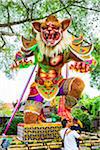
[0,18,31,27]
[32,0,42,7]
[0,2,99,29]
[20,0,28,9]
[6,6,14,33]
[30,0,42,20]
[0,35,6,48]
[0,31,20,36]
[71,4,100,12]
[59,0,71,17]
[68,30,90,44]
[20,0,29,19]
[0,5,71,28]
[74,0,85,4]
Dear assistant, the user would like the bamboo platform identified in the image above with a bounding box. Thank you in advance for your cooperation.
[17,122,62,141]
[0,132,100,150]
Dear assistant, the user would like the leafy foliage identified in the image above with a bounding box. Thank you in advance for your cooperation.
[72,108,91,131]
[1,116,24,135]
[0,103,13,117]
[79,95,100,117]
[72,95,100,131]
[90,39,100,89]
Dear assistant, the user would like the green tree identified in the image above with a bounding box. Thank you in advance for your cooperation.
[72,95,100,131]
[90,39,100,89]
[72,108,91,131]
[1,116,23,135]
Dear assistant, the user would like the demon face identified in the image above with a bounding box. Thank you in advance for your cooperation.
[32,15,71,47]
[40,22,62,46]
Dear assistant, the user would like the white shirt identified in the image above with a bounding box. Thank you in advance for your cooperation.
[59,128,80,150]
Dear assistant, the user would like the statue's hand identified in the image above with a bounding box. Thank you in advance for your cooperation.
[11,51,33,70]
[70,58,96,73]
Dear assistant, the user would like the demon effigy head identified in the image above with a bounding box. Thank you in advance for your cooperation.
[32,15,72,57]
[32,15,71,47]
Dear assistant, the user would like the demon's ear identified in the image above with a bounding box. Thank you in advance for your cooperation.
[32,22,41,32]
[22,36,37,48]
[22,36,31,48]
[61,19,71,31]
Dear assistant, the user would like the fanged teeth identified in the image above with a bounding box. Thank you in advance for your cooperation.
[45,33,48,38]
[54,53,56,57]
[52,34,54,39]
[56,50,58,56]
[58,49,61,54]
[52,52,56,58]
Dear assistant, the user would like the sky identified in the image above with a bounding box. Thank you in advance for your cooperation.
[0,64,99,103]
[0,66,36,103]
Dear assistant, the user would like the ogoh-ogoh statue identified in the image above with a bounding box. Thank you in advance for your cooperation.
[12,16,96,123]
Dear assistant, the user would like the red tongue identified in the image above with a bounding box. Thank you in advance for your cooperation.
[55,34,59,40]
[48,35,52,39]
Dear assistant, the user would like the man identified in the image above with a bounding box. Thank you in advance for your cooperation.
[1,138,10,150]
[71,118,83,149]
[59,119,82,150]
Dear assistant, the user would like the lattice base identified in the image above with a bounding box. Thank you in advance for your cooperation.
[17,123,62,142]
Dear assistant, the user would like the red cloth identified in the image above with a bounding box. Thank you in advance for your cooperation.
[58,96,72,121]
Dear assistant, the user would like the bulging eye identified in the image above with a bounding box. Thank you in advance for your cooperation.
[56,27,59,30]
[54,26,60,30]
[41,26,47,30]
[42,27,45,30]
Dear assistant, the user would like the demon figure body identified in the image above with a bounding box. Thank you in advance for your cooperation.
[12,16,96,123]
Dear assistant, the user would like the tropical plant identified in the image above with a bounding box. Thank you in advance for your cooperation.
[72,95,100,131]
[1,116,24,135]
[72,108,92,131]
